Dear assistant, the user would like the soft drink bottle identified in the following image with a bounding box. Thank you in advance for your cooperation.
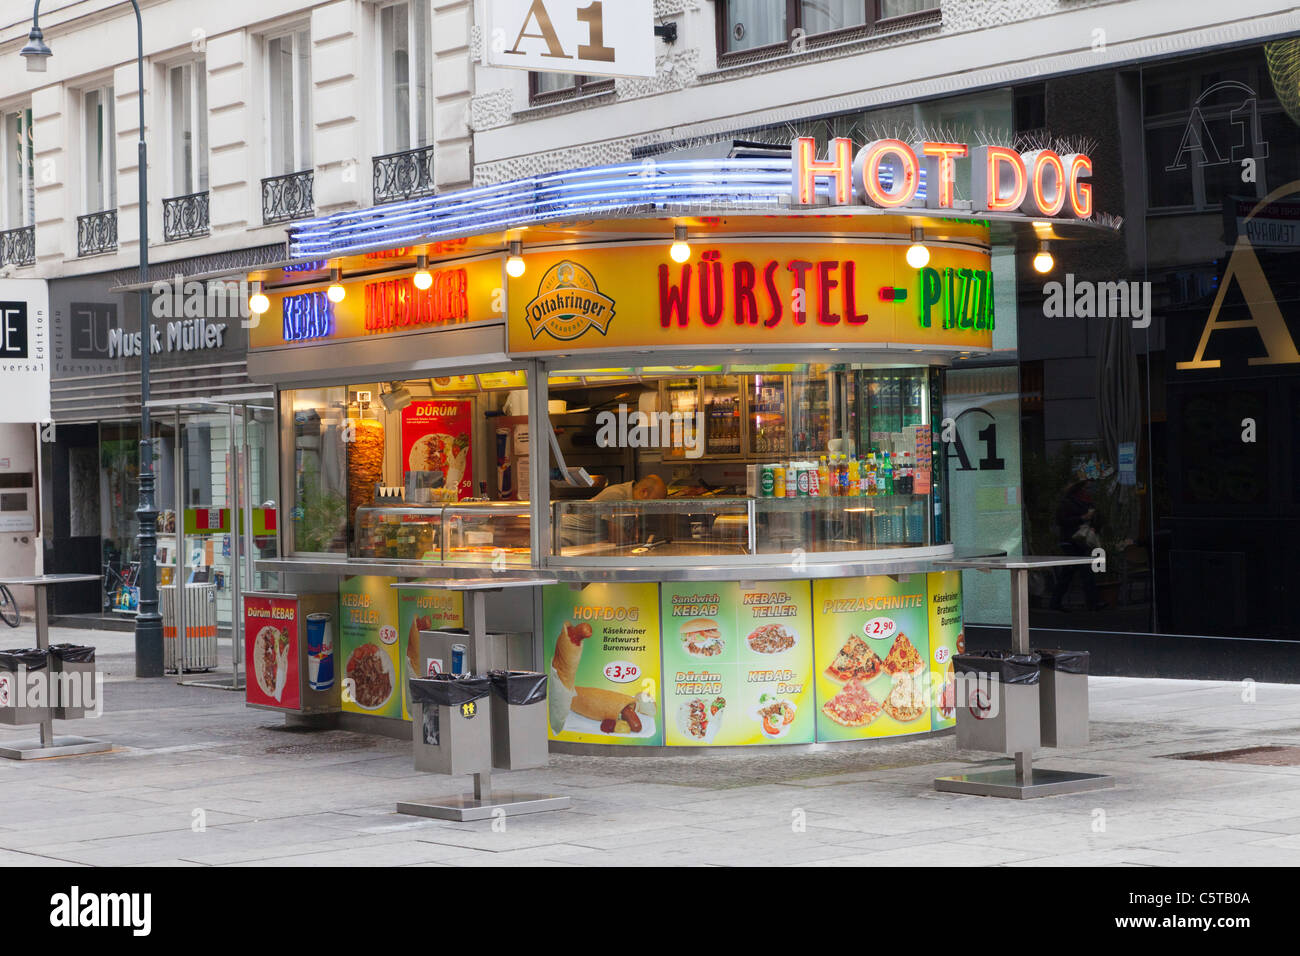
[847,456,860,496]
[818,455,829,497]
[881,451,894,495]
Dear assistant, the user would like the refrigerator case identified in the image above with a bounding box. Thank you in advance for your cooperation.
[354,504,444,560]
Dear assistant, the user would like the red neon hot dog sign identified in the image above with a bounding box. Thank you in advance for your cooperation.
[791,137,1093,218]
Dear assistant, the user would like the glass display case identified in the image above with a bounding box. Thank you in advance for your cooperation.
[555,498,752,558]
[353,501,531,563]
[443,502,531,564]
[354,503,444,560]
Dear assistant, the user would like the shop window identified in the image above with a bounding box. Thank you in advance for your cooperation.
[82,85,116,214]
[265,27,312,176]
[1142,55,1292,212]
[0,106,34,231]
[379,0,432,153]
[716,0,939,62]
[528,71,614,106]
[167,61,209,196]
[548,363,947,560]
[285,375,530,561]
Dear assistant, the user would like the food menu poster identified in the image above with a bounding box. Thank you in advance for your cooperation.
[542,582,663,746]
[927,570,962,730]
[914,424,933,495]
[660,582,814,746]
[812,575,934,741]
[338,576,402,718]
[244,594,301,711]
[397,589,465,721]
[401,400,473,500]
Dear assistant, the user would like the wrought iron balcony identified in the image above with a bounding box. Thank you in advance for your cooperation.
[372,145,436,205]
[163,190,210,241]
[0,226,35,267]
[77,209,118,257]
[262,170,314,224]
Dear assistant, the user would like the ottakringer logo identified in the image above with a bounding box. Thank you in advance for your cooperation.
[523,260,616,341]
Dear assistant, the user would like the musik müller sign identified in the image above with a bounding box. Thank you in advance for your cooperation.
[484,0,655,79]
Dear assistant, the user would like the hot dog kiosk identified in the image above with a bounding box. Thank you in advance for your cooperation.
[238,137,1112,750]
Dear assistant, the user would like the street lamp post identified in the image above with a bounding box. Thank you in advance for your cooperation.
[23,1,163,678]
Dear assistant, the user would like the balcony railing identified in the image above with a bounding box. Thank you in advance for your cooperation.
[163,190,210,241]
[0,226,35,267]
[262,170,314,224]
[77,209,118,257]
[372,145,436,205]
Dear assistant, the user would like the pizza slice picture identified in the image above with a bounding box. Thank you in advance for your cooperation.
[821,679,884,728]
[881,672,927,723]
[825,635,884,683]
[881,632,924,676]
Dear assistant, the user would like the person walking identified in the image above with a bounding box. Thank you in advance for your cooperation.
[1050,480,1106,612]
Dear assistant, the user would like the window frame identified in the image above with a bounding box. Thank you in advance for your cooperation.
[527,71,614,107]
[166,59,209,197]
[0,105,34,231]
[263,24,313,177]
[714,0,940,65]
[377,0,433,154]
[82,84,117,215]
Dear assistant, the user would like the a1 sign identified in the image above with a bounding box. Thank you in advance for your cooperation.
[486,0,655,79]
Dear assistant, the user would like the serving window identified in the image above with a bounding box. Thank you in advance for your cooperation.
[547,363,947,560]
[283,371,531,560]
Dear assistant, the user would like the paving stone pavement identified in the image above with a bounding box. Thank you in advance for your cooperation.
[0,626,1296,866]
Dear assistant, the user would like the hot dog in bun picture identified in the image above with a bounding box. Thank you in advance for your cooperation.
[680,618,724,657]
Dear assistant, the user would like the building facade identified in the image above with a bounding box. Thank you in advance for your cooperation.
[0,0,475,623]
[468,0,1300,675]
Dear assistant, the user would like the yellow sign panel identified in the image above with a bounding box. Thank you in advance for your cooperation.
[251,257,503,349]
[508,241,993,356]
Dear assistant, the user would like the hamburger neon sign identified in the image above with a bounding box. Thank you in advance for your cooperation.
[791,136,1093,218]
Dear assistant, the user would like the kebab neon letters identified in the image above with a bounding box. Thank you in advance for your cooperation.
[792,137,1093,218]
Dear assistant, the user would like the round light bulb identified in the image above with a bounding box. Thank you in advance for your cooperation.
[669,240,691,263]
[248,292,270,314]
[905,243,930,269]
[327,283,345,303]
[412,269,433,290]
[506,255,526,278]
[1032,250,1055,274]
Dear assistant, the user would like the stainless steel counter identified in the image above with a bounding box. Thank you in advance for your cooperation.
[256,548,1005,583]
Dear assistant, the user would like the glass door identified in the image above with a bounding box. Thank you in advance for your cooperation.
[746,373,787,457]
[702,374,742,456]
[660,377,700,461]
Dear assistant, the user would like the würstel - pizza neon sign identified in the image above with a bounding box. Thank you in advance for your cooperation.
[791,137,1094,218]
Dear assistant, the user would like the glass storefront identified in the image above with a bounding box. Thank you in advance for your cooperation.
[734,37,1300,641]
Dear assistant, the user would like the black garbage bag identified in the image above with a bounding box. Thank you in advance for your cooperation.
[953,650,1041,685]
[0,648,48,671]
[49,644,95,664]
[488,670,547,705]
[1034,648,1090,675]
[409,673,489,708]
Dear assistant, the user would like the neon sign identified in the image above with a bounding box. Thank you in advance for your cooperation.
[918,267,995,331]
[364,269,469,331]
[282,291,332,342]
[792,137,1093,219]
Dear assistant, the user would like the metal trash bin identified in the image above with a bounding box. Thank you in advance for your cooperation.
[953,651,1041,754]
[488,670,549,770]
[162,583,219,671]
[409,674,492,776]
[0,648,50,725]
[49,644,96,720]
[1035,648,1090,748]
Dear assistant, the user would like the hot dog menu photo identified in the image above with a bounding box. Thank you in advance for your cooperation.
[401,400,472,499]
[542,582,663,746]
[660,581,815,746]
[244,594,301,711]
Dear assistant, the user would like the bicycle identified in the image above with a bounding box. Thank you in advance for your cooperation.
[0,583,19,628]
